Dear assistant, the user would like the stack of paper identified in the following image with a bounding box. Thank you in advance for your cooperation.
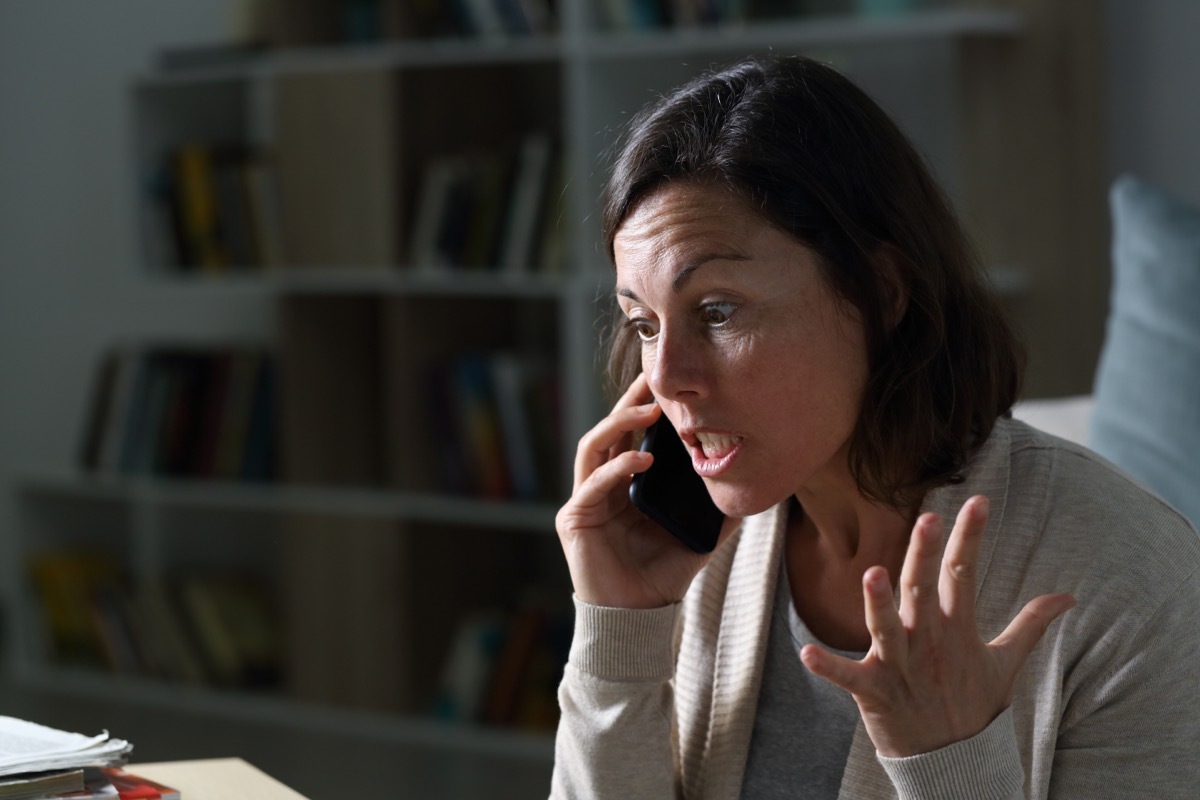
[0,717,132,798]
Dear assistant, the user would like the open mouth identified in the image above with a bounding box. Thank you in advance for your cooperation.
[694,431,743,459]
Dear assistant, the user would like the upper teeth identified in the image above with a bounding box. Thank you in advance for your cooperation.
[696,432,741,457]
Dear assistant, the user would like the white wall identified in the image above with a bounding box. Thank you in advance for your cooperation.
[1107,0,1200,206]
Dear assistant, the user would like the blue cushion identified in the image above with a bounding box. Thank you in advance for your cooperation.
[1089,175,1200,526]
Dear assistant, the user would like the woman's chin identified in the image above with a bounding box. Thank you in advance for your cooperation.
[707,485,784,520]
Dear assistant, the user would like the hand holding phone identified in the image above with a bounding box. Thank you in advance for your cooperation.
[629,413,725,553]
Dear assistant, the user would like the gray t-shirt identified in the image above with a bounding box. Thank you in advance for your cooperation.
[740,562,864,799]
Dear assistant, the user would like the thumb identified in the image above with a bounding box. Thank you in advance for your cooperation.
[991,592,1075,670]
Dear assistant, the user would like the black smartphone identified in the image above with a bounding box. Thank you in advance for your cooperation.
[629,413,725,553]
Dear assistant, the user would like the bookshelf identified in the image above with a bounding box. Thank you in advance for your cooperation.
[9,0,1104,765]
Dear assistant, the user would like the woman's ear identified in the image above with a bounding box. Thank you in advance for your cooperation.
[873,243,910,332]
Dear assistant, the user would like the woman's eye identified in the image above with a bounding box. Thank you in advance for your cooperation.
[700,302,736,326]
[631,319,658,341]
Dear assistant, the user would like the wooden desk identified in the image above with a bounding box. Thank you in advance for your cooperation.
[130,758,309,800]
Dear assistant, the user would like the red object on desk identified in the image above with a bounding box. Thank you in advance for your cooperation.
[59,768,181,799]
[105,769,181,800]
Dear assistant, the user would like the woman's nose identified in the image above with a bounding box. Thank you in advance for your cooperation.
[645,328,707,401]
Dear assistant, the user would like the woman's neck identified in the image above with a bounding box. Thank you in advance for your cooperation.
[791,469,917,562]
[785,477,919,651]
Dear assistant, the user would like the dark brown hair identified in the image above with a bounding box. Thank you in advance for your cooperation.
[603,54,1023,508]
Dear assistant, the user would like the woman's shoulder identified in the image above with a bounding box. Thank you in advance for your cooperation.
[992,417,1199,612]
[1004,416,1195,536]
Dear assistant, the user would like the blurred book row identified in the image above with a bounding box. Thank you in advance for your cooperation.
[432,600,570,732]
[426,352,564,502]
[26,547,570,732]
[28,552,280,690]
[77,344,562,501]
[408,132,565,275]
[599,0,750,29]
[79,346,278,482]
[148,130,564,275]
[148,144,281,273]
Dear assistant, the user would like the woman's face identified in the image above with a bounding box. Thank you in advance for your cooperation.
[614,181,871,517]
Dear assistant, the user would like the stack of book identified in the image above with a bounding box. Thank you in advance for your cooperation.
[432,597,571,732]
[0,716,177,799]
[78,345,278,482]
[28,553,281,690]
[424,351,562,501]
[152,142,280,272]
[407,130,564,275]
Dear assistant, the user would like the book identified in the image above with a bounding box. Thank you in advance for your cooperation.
[452,354,511,499]
[239,355,278,481]
[91,347,143,474]
[154,352,208,476]
[114,351,154,473]
[406,155,467,271]
[132,580,208,686]
[481,604,546,726]
[432,610,507,722]
[488,353,541,500]
[187,351,232,478]
[211,350,266,480]
[79,351,121,471]
[497,131,553,273]
[175,572,281,688]
[87,585,147,676]
[0,769,83,800]
[170,143,227,270]
[29,554,121,669]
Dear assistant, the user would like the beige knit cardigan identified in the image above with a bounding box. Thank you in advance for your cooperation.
[550,419,1200,799]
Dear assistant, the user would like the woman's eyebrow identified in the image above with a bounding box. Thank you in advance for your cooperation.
[618,252,748,301]
[673,252,748,290]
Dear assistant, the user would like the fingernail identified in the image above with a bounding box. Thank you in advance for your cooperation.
[867,568,889,591]
[638,403,658,413]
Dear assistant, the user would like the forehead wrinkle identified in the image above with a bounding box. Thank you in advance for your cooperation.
[618,252,750,305]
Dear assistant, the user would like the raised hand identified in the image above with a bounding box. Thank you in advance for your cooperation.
[555,373,735,609]
[800,495,1075,757]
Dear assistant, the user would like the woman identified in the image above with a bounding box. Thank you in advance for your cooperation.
[550,55,1200,798]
